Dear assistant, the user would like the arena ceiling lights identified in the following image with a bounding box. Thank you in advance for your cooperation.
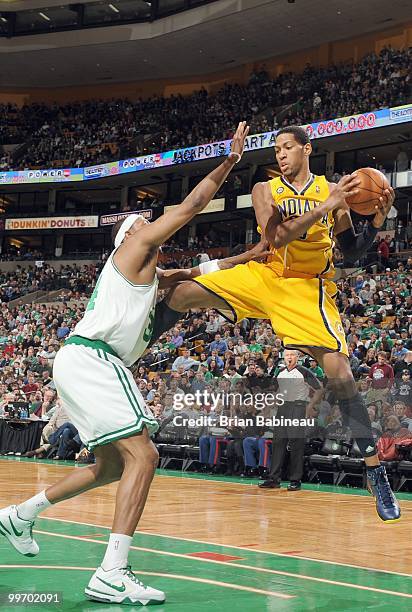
[1,0,411,88]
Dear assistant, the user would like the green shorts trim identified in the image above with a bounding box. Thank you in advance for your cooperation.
[87,416,159,452]
[86,351,159,451]
[65,335,120,360]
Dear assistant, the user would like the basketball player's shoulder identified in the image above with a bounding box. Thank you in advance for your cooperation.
[317,174,335,191]
[313,173,329,184]
[268,176,282,188]
[312,174,333,196]
[251,180,273,200]
[266,176,284,200]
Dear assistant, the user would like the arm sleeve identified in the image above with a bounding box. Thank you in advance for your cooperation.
[298,366,322,390]
[335,222,379,266]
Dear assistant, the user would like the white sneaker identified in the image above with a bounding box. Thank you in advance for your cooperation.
[85,565,165,605]
[0,505,39,557]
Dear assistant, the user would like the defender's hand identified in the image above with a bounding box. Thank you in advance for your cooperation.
[247,239,271,262]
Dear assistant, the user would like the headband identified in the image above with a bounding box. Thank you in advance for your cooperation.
[114,214,144,248]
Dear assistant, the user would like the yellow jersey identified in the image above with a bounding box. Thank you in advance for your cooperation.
[266,174,335,278]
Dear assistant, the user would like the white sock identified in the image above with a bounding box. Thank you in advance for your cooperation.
[101,533,133,571]
[17,490,52,522]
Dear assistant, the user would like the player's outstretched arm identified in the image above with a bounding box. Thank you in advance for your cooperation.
[156,240,270,289]
[334,186,395,265]
[265,174,361,249]
[137,122,249,249]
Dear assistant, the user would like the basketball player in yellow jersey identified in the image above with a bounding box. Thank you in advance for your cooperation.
[157,125,400,522]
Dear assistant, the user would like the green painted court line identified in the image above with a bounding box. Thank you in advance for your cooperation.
[35,518,412,593]
[42,515,412,580]
[1,518,411,611]
[1,457,411,501]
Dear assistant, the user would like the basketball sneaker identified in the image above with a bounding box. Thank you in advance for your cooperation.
[85,565,166,605]
[366,466,401,522]
[0,505,39,556]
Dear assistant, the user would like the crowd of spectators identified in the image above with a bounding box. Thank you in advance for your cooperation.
[0,262,102,303]
[0,46,410,170]
[0,247,411,474]
[137,257,412,470]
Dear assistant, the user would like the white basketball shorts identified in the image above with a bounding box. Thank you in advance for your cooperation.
[53,342,159,451]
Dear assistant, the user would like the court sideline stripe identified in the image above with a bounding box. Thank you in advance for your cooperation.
[0,565,292,599]
[2,458,412,501]
[40,516,412,579]
[32,529,412,599]
[155,474,412,502]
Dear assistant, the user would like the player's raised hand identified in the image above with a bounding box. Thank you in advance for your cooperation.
[372,187,395,228]
[228,121,250,163]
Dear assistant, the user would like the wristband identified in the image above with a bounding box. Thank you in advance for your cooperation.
[228,152,242,164]
[199,259,220,274]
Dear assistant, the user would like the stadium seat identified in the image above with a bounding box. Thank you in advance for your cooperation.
[159,444,188,470]
[395,461,412,492]
[308,439,349,485]
[183,446,200,472]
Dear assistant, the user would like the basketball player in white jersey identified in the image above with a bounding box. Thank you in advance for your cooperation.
[0,123,252,605]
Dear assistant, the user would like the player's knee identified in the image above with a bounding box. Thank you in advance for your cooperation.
[125,442,159,473]
[326,355,356,398]
[331,378,357,400]
[147,444,159,472]
[167,281,194,311]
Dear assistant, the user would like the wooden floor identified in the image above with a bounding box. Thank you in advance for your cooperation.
[0,458,411,610]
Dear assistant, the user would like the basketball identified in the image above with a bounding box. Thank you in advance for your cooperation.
[346,167,390,215]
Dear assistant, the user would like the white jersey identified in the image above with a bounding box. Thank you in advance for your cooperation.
[73,251,158,366]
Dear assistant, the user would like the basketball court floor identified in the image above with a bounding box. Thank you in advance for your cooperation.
[0,457,411,611]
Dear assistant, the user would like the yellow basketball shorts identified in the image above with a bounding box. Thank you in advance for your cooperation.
[194,260,348,356]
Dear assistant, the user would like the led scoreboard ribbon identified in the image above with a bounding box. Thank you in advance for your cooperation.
[0,104,410,186]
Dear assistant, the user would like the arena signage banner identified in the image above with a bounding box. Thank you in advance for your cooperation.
[119,154,162,173]
[164,198,225,215]
[100,209,153,226]
[5,216,99,230]
[0,104,410,186]
[83,161,120,180]
[0,167,83,185]
[237,194,252,209]
[393,170,412,188]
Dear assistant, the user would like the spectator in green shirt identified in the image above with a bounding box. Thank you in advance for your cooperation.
[364,298,380,318]
[365,333,380,350]
[360,318,381,340]
[375,330,394,352]
[309,358,325,380]
[249,342,263,353]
